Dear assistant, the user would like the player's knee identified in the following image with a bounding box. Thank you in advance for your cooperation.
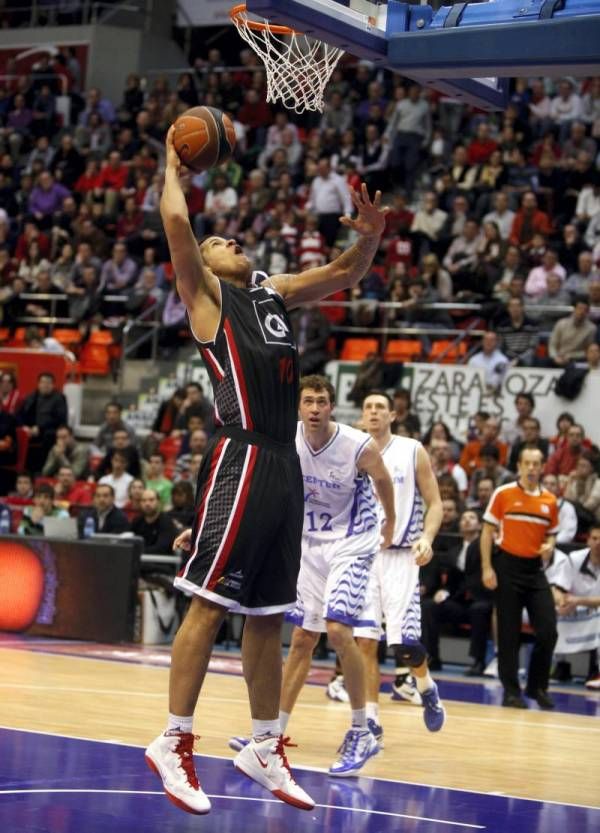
[291,627,319,655]
[394,641,427,668]
[326,620,353,652]
[356,636,378,656]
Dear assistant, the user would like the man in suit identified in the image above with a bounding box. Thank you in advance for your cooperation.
[77,483,130,537]
[421,510,494,674]
[18,372,68,474]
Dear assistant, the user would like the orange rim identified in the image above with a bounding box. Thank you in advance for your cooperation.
[229,3,300,34]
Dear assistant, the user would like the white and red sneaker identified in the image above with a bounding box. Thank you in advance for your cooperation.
[233,735,314,811]
[145,731,211,815]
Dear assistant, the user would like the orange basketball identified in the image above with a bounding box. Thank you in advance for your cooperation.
[0,541,45,631]
[172,106,236,173]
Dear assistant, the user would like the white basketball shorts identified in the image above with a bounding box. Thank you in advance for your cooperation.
[354,547,421,645]
[286,535,378,633]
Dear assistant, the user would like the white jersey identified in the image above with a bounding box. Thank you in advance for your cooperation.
[380,435,424,548]
[296,421,380,549]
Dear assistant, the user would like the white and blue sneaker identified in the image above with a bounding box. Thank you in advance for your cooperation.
[391,675,422,706]
[329,728,380,777]
[228,736,249,752]
[367,718,384,748]
[421,683,446,732]
[326,675,350,703]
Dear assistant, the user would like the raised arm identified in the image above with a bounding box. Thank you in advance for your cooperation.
[269,183,387,309]
[161,126,220,341]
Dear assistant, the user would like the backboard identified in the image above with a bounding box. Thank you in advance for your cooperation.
[245,0,600,110]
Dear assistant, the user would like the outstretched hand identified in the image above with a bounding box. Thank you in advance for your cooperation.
[339,183,389,238]
[165,125,182,175]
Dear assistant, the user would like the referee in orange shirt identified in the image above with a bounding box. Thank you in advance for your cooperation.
[481,447,559,710]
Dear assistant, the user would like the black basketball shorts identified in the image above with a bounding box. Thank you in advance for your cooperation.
[174,426,303,615]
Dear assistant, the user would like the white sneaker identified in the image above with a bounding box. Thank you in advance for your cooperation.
[234,735,315,811]
[483,657,498,678]
[585,673,600,690]
[145,732,211,815]
[326,675,350,703]
[391,676,422,706]
[329,728,380,777]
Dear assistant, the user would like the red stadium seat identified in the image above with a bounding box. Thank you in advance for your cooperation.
[428,341,468,364]
[384,339,422,363]
[339,338,379,361]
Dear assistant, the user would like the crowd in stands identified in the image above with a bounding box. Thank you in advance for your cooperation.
[0,41,598,683]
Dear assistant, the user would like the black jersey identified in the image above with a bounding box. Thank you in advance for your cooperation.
[191,277,299,444]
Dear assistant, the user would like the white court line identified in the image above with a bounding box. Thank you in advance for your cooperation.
[1,725,599,812]
[0,788,485,829]
[1,682,597,734]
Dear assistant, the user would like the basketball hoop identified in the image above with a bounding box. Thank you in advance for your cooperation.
[229,3,344,114]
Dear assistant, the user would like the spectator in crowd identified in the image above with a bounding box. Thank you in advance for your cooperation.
[173,428,207,481]
[95,427,142,479]
[290,305,331,376]
[508,417,549,471]
[440,497,460,534]
[28,171,70,226]
[131,488,178,554]
[421,510,493,675]
[18,372,68,473]
[547,297,596,366]
[94,401,137,452]
[468,331,510,390]
[542,472,578,545]
[152,388,186,440]
[42,424,89,479]
[100,241,138,292]
[530,271,572,330]
[509,191,553,251]
[0,371,22,415]
[502,392,536,447]
[563,452,600,529]
[460,417,508,476]
[429,439,468,498]
[0,407,17,494]
[124,477,145,520]
[18,482,69,535]
[98,450,134,508]
[53,465,94,506]
[78,483,130,536]
[564,251,599,297]
[422,420,462,462]
[145,452,173,508]
[9,472,34,501]
[467,475,495,515]
[391,388,421,437]
[167,480,195,531]
[469,444,514,499]
[547,525,600,689]
[524,249,566,299]
[545,422,587,477]
[305,157,352,247]
[385,83,431,196]
[175,382,213,434]
[410,191,448,258]
[496,297,539,366]
[483,191,515,241]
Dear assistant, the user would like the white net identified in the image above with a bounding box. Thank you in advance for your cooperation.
[230,4,344,114]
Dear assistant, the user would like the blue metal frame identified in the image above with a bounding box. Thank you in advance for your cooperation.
[246,0,600,109]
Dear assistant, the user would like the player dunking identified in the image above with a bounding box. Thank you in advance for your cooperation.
[145,127,389,814]
[355,392,446,740]
[229,375,396,775]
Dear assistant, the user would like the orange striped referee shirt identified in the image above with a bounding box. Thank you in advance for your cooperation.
[483,481,559,558]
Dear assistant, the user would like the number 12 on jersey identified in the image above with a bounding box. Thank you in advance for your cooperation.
[306,510,333,533]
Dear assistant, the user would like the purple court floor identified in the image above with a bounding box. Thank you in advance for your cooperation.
[0,727,598,833]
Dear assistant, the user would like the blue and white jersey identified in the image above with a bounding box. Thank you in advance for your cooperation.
[296,421,380,549]
[380,435,424,548]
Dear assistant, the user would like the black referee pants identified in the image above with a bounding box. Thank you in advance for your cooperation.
[494,550,557,696]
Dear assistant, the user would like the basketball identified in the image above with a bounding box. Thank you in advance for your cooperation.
[172,106,236,173]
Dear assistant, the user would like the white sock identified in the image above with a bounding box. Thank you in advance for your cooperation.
[351,707,368,729]
[365,701,379,721]
[415,671,435,694]
[395,666,410,678]
[278,710,290,733]
[166,713,194,734]
[252,718,280,740]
